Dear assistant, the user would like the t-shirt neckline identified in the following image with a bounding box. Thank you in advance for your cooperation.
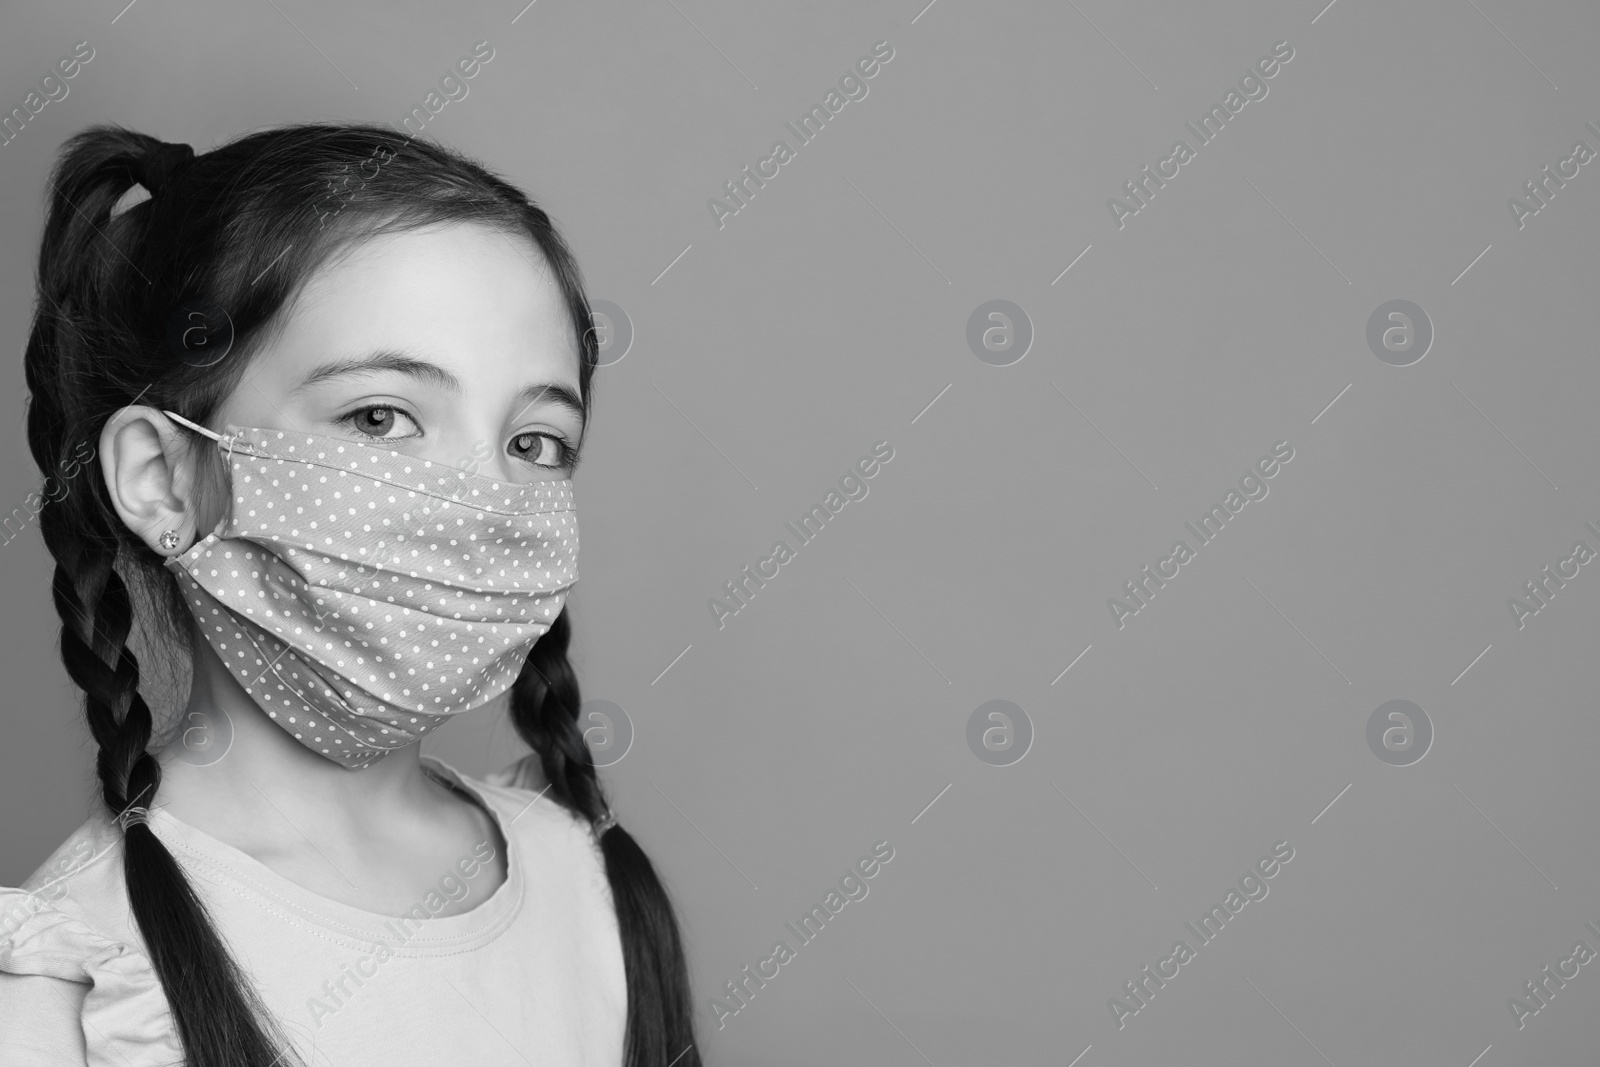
[145,755,524,954]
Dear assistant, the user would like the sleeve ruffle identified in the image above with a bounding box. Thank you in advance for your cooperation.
[0,888,184,1067]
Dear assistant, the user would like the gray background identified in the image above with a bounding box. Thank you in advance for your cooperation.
[2,0,1598,1063]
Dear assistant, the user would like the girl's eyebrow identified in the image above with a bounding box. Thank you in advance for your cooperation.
[295,349,461,392]
[509,382,586,426]
[294,348,585,424]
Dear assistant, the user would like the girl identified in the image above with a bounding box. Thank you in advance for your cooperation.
[0,123,700,1067]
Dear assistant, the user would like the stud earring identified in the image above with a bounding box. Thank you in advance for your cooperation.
[159,529,183,551]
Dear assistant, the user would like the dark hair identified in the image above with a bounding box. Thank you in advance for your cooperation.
[24,122,701,1067]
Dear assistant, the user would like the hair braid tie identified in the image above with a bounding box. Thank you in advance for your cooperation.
[133,140,195,197]
[112,782,156,833]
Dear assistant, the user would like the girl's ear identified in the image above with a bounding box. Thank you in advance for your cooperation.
[99,406,209,555]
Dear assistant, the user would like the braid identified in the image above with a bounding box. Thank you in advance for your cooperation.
[509,609,703,1067]
[35,492,300,1066]
[510,610,604,819]
[25,124,302,1067]
[46,526,152,812]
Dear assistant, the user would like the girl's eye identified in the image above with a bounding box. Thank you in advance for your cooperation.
[511,431,573,469]
[343,406,421,439]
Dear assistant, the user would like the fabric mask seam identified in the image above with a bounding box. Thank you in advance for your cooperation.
[234,605,538,714]
[183,547,574,604]
[221,444,575,518]
[228,623,405,753]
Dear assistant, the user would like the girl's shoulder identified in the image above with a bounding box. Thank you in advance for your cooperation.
[2,813,136,953]
[438,754,609,861]
[0,815,182,1067]
[429,753,617,916]
[437,752,593,842]
[478,750,549,794]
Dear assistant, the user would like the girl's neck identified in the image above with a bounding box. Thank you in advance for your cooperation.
[154,623,445,839]
[149,623,510,918]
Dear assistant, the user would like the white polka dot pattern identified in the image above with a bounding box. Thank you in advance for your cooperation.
[164,424,579,770]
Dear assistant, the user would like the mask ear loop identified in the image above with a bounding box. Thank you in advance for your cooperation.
[162,410,236,541]
[163,409,235,463]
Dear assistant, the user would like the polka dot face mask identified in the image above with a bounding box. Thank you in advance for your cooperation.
[161,411,578,769]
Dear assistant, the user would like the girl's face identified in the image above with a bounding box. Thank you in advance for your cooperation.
[198,222,584,529]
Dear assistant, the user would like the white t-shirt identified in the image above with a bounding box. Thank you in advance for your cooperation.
[0,755,627,1067]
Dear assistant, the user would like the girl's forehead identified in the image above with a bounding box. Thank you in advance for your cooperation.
[264,223,577,387]
[296,223,560,323]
